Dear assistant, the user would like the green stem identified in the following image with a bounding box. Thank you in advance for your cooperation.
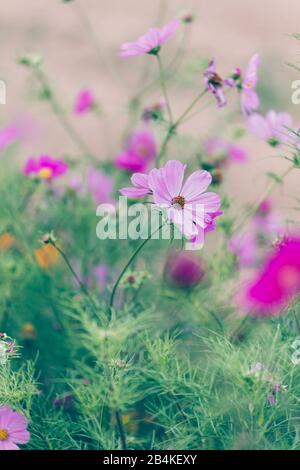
[109,224,164,310]
[156,124,176,165]
[115,410,127,450]
[156,54,173,124]
[49,242,97,312]
[233,165,294,234]
[174,89,207,126]
[156,89,208,166]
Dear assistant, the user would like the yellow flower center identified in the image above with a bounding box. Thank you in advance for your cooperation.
[0,429,9,441]
[171,195,185,209]
[244,80,253,90]
[38,167,53,180]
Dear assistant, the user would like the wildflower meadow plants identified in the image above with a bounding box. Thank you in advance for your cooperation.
[1,2,300,454]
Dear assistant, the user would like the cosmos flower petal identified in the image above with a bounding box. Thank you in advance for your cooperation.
[162,160,186,198]
[181,170,212,202]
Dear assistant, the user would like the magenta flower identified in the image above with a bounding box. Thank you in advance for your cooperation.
[0,406,30,450]
[247,111,292,147]
[24,155,68,180]
[121,160,221,247]
[240,237,300,316]
[119,20,180,57]
[74,89,94,114]
[166,251,205,288]
[204,58,235,107]
[115,129,157,173]
[204,137,248,164]
[241,54,260,115]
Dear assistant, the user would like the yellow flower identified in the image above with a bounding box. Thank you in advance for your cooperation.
[0,233,15,251]
[35,244,60,269]
[21,323,36,340]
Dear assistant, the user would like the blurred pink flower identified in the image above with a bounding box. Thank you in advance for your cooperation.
[70,167,114,205]
[24,155,68,180]
[204,137,248,164]
[166,251,205,288]
[142,97,167,122]
[204,58,235,108]
[241,53,260,115]
[240,237,300,316]
[229,230,258,268]
[74,89,94,114]
[115,129,157,173]
[0,125,20,151]
[247,111,292,147]
[229,199,285,268]
[0,406,30,450]
[86,167,114,205]
[92,264,109,291]
[119,20,180,57]
[121,160,221,246]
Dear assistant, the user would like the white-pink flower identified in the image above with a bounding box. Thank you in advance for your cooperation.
[119,20,180,57]
[247,111,292,147]
[121,160,222,248]
[241,53,260,115]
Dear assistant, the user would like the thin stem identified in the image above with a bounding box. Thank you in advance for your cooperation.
[49,241,97,312]
[156,54,173,124]
[233,165,294,234]
[174,89,207,126]
[156,124,176,165]
[109,223,164,310]
[72,1,123,88]
[115,410,127,450]
[32,67,94,158]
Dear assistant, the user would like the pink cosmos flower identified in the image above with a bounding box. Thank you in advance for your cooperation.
[74,89,94,114]
[229,199,284,268]
[247,111,292,147]
[119,20,180,57]
[24,155,68,180]
[86,167,114,205]
[166,251,205,288]
[240,54,260,115]
[0,406,30,450]
[115,129,157,173]
[204,137,248,164]
[240,237,300,316]
[204,58,235,108]
[121,160,222,247]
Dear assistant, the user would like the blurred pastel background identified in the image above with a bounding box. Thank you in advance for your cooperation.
[1,0,300,212]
